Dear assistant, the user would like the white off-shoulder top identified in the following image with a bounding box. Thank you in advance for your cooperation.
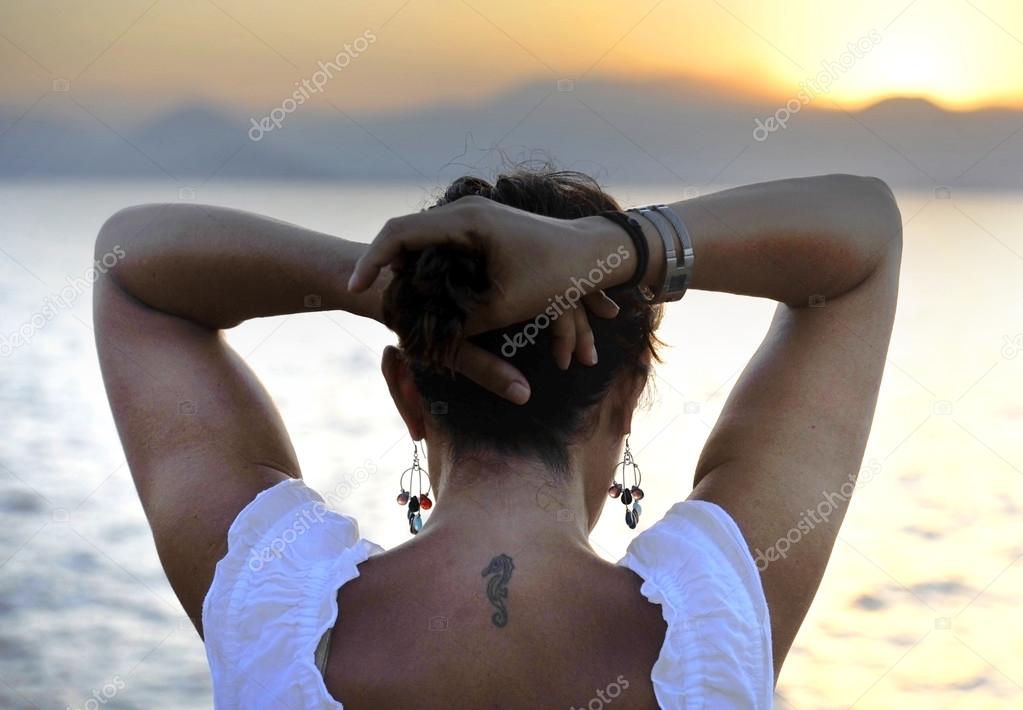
[202,478,774,708]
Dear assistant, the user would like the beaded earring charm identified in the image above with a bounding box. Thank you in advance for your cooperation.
[396,442,432,535]
[608,436,644,529]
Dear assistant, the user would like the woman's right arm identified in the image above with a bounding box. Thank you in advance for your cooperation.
[648,174,903,681]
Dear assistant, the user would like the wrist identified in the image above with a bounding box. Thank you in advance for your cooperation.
[575,213,665,293]
[324,239,390,324]
[628,210,667,293]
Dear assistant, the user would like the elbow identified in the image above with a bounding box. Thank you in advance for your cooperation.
[94,203,186,299]
[95,202,196,262]
[94,206,146,291]
[860,177,903,281]
[861,175,902,245]
[824,174,903,272]
[800,174,902,301]
[838,174,903,247]
[95,203,157,261]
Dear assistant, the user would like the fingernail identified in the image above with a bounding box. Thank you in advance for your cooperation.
[505,382,530,405]
[589,345,598,365]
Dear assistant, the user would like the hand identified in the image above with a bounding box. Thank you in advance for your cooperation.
[349,196,635,403]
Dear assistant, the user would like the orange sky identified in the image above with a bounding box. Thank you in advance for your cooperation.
[1,0,1021,113]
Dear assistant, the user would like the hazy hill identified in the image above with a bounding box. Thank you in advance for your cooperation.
[0,76,1019,189]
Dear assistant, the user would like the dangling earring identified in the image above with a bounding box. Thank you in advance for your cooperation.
[396,441,432,535]
[608,436,645,529]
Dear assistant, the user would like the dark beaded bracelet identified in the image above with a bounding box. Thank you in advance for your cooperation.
[598,210,649,290]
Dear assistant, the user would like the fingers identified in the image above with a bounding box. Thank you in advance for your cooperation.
[454,341,531,405]
[549,302,601,370]
[436,298,601,406]
[550,304,576,371]
[348,203,480,293]
[347,215,426,293]
[573,305,598,366]
[582,290,620,319]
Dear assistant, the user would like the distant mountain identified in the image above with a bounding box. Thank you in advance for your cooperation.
[0,78,1019,188]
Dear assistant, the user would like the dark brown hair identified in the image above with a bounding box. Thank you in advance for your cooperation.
[382,167,663,475]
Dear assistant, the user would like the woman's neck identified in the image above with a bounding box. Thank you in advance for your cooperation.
[415,454,596,554]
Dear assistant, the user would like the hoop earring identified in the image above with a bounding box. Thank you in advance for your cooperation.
[608,436,645,529]
[396,441,432,535]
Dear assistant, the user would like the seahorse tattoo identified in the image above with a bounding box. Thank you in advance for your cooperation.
[481,553,515,628]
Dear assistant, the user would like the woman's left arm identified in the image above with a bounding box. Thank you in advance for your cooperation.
[96,203,387,329]
[93,202,389,635]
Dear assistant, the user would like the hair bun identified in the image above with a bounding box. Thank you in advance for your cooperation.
[382,242,488,372]
[381,168,663,475]
[441,176,495,204]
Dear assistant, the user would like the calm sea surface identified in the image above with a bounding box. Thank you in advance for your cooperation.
[1,181,1020,709]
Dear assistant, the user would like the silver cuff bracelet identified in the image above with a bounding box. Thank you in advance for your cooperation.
[628,204,694,302]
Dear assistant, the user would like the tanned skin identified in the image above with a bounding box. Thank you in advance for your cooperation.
[94,174,901,708]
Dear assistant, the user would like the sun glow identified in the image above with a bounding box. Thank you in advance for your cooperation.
[709,0,1023,110]
[0,0,1019,112]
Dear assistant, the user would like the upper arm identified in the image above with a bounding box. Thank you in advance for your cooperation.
[687,197,903,678]
[93,214,300,635]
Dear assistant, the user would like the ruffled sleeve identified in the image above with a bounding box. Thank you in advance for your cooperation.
[201,478,384,709]
[617,499,774,709]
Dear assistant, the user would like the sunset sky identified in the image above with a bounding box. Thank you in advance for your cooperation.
[1,0,1021,114]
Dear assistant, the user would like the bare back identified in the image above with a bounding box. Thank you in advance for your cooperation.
[325,542,666,709]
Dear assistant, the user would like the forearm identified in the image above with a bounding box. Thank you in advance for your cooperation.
[673,174,901,305]
[590,174,902,306]
[95,203,388,328]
